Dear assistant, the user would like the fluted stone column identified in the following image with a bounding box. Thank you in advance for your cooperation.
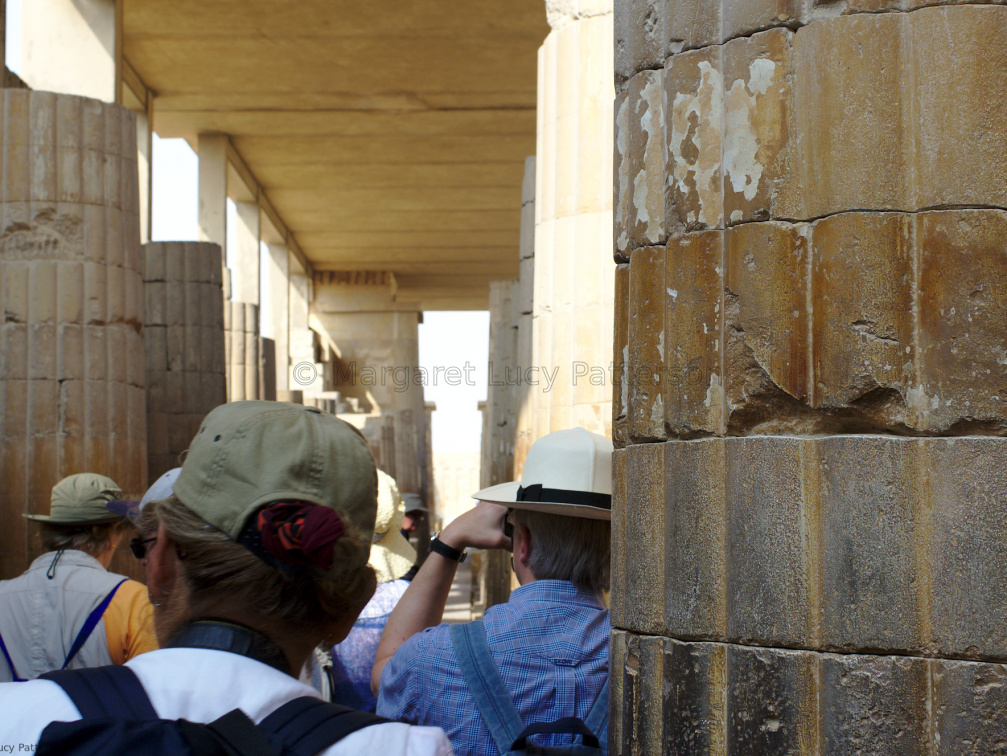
[612,3,1007,752]
[144,242,226,481]
[532,0,615,442]
[0,91,145,577]
[514,157,537,476]
[224,301,261,402]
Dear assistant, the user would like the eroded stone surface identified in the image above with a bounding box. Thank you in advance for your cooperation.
[811,212,914,419]
[917,210,1007,433]
[612,263,630,448]
[727,645,818,754]
[932,658,1007,755]
[615,0,665,82]
[665,231,725,435]
[820,654,930,754]
[663,638,727,755]
[724,221,810,431]
[628,245,666,442]
[622,441,666,634]
[665,439,726,639]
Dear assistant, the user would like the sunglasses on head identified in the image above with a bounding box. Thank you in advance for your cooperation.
[129,536,157,559]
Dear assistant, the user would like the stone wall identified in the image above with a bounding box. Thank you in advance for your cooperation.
[0,91,145,578]
[144,241,226,482]
[612,2,1007,752]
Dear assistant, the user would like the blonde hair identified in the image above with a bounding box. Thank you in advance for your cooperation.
[141,495,375,640]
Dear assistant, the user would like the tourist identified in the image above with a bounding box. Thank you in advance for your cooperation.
[373,427,611,755]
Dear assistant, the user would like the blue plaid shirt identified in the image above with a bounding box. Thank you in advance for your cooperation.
[376,580,609,756]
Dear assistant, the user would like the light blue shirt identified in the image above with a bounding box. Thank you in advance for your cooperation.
[377,580,609,756]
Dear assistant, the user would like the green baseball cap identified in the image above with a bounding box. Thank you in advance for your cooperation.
[172,401,378,561]
[25,473,131,525]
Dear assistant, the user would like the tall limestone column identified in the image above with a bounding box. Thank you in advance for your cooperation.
[612,3,1007,752]
[0,91,145,578]
[144,242,226,481]
[531,0,615,444]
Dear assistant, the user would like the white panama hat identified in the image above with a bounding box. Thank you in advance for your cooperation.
[472,427,613,520]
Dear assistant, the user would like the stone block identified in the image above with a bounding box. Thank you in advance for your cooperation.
[622,442,665,634]
[105,264,125,324]
[29,379,58,436]
[930,438,1007,660]
[911,6,1007,211]
[610,447,628,628]
[726,645,818,754]
[625,70,666,249]
[722,0,802,42]
[664,438,726,639]
[916,210,1007,433]
[786,12,909,219]
[2,263,30,326]
[662,638,727,756]
[614,88,631,259]
[165,243,185,283]
[932,658,1007,755]
[665,45,723,231]
[820,653,930,754]
[636,635,666,755]
[817,436,929,654]
[665,0,720,52]
[57,261,84,325]
[720,28,795,225]
[612,264,631,450]
[30,261,58,324]
[615,0,665,82]
[665,231,724,435]
[29,325,57,380]
[810,213,915,418]
[58,324,83,381]
[608,629,627,754]
[1,324,28,380]
[84,262,107,325]
[628,246,666,442]
[725,437,814,648]
[145,243,165,282]
[723,222,810,431]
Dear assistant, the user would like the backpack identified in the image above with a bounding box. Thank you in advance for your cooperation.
[449,622,609,756]
[35,664,388,756]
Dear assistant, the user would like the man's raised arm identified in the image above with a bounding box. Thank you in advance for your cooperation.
[371,501,511,696]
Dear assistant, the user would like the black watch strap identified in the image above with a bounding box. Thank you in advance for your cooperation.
[429,535,467,563]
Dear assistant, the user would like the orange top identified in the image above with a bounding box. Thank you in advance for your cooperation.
[102,579,158,664]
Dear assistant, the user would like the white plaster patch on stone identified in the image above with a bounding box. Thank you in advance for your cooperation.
[723,76,764,202]
[657,329,665,360]
[616,95,631,251]
[705,373,721,408]
[667,288,678,300]
[748,58,777,96]
[907,384,940,428]
[651,392,664,428]
[669,61,724,228]
[731,210,743,223]
[633,73,665,241]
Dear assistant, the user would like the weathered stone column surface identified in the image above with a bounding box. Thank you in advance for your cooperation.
[612,3,1007,753]
[0,91,145,577]
[533,3,616,443]
[224,300,260,402]
[144,242,226,482]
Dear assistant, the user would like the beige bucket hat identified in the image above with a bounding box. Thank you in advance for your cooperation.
[25,473,133,525]
[369,470,417,583]
[472,427,613,520]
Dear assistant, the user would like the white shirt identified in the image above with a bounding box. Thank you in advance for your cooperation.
[0,647,453,756]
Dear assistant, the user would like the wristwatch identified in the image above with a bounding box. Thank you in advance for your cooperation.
[429,533,467,563]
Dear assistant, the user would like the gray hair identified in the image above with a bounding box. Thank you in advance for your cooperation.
[510,508,610,595]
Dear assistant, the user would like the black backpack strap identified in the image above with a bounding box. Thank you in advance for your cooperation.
[179,709,277,756]
[259,696,389,756]
[41,665,157,720]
